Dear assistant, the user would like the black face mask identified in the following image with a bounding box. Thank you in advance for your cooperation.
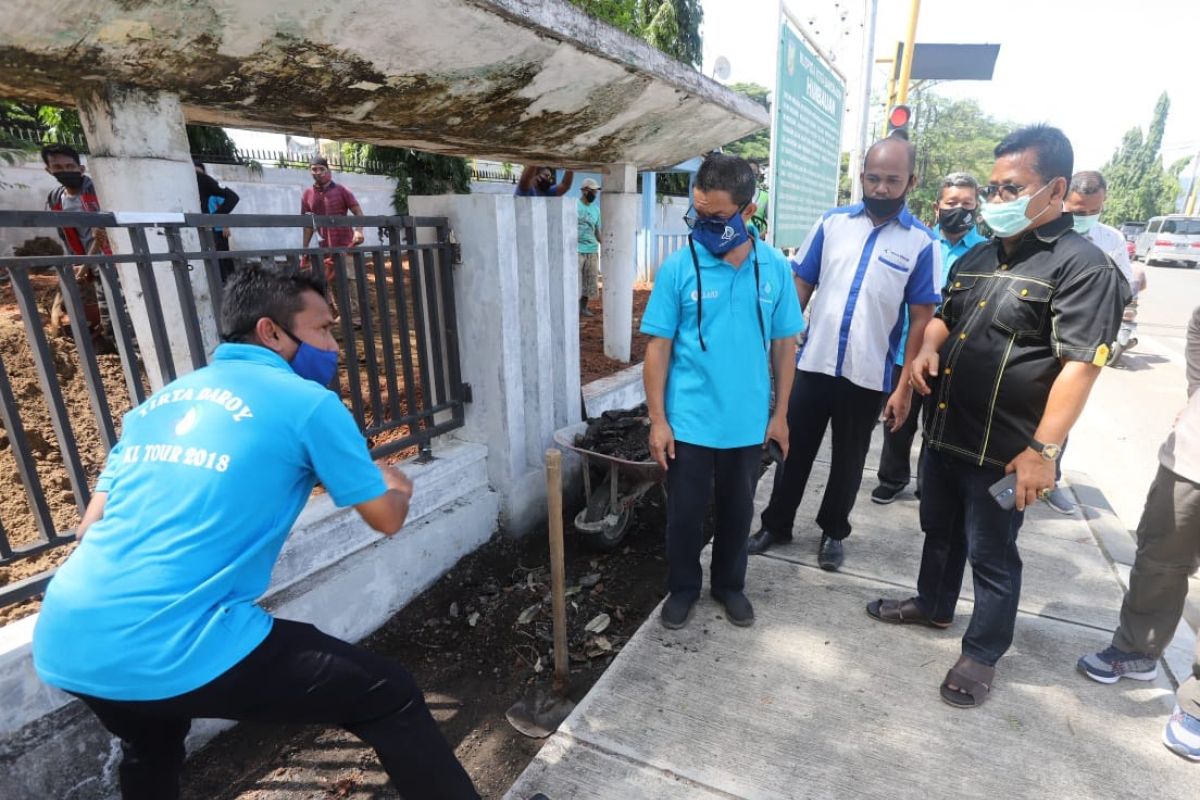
[938,206,976,235]
[863,194,906,219]
[52,171,85,190]
[582,190,596,202]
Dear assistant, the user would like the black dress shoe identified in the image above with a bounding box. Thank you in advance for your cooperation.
[818,535,844,571]
[747,527,791,555]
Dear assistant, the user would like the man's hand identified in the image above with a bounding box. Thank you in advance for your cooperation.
[382,465,414,499]
[764,413,789,460]
[649,419,675,472]
[909,349,940,396]
[1004,447,1056,511]
[351,230,365,246]
[881,386,912,433]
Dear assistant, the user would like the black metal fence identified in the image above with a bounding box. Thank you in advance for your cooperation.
[0,211,466,609]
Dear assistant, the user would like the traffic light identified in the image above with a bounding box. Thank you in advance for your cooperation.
[887,105,912,139]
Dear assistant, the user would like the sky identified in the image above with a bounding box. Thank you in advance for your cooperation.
[701,0,1200,173]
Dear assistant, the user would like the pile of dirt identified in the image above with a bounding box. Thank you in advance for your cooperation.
[181,497,672,799]
[579,285,651,384]
[574,404,650,463]
[0,276,143,625]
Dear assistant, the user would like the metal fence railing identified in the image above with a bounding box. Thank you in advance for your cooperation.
[0,211,466,609]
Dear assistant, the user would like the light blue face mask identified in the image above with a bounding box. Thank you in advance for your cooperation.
[1071,213,1100,235]
[979,182,1054,238]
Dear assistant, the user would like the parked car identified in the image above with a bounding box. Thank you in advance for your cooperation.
[1134,215,1200,267]
[1120,221,1146,241]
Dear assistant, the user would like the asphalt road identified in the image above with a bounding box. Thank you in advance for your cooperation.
[1066,262,1198,529]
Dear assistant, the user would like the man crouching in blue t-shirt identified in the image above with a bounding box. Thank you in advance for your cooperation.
[32,266,482,800]
[641,154,804,629]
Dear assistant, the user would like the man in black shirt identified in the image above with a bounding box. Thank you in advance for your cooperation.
[867,125,1127,708]
[194,160,240,281]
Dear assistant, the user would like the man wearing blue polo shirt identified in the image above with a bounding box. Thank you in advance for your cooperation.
[872,172,986,504]
[33,266,482,800]
[748,135,943,570]
[641,153,803,630]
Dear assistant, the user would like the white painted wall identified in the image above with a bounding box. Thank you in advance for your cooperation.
[0,155,398,256]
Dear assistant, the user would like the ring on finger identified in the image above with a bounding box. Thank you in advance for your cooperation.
[1038,488,1052,500]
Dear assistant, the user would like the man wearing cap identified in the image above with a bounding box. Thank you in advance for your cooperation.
[578,178,602,317]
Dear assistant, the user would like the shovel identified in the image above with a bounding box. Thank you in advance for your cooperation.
[506,448,577,738]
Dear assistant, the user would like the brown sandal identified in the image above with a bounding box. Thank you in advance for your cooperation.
[866,597,952,629]
[940,655,995,708]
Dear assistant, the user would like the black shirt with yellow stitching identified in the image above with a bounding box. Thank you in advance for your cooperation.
[924,213,1128,468]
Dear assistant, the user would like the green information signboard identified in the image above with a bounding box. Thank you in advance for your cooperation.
[770,23,845,249]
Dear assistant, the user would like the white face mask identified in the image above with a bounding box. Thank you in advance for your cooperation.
[979,182,1054,238]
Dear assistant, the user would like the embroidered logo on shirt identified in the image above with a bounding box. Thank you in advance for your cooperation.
[762,281,773,295]
[690,289,720,301]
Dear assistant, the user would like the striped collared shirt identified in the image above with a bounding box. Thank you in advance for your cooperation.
[792,202,942,392]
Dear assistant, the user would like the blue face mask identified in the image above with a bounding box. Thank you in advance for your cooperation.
[979,182,1054,238]
[1071,212,1100,235]
[688,205,751,255]
[276,323,339,387]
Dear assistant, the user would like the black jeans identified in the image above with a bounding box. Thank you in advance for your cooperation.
[877,363,922,491]
[916,448,1025,666]
[71,619,480,800]
[665,441,762,601]
[761,370,885,541]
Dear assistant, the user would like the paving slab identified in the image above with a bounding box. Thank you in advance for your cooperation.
[507,427,1198,800]
[507,559,1192,800]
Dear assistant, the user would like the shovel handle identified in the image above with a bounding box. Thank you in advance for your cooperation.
[546,448,569,693]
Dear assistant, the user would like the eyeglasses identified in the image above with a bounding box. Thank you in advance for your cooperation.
[683,201,749,230]
[980,183,1032,202]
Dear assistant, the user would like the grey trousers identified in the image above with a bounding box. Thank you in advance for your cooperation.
[1112,465,1200,715]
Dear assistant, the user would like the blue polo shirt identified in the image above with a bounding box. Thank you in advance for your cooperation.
[640,238,804,449]
[893,223,988,366]
[33,344,387,701]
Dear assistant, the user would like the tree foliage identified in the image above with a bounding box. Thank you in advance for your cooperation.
[186,124,238,159]
[1100,92,1183,225]
[341,143,470,215]
[722,82,770,163]
[904,92,1016,223]
[568,0,703,68]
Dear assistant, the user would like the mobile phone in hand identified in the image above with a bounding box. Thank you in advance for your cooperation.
[765,439,785,465]
[988,473,1018,511]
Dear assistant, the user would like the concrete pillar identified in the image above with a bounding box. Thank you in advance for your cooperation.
[77,85,218,389]
[600,163,639,363]
[409,194,580,536]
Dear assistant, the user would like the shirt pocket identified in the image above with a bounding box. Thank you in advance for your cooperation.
[941,273,980,322]
[992,279,1053,338]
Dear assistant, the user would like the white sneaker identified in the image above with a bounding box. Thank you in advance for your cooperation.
[1163,704,1200,761]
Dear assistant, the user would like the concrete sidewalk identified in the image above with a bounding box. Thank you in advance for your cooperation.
[506,433,1197,799]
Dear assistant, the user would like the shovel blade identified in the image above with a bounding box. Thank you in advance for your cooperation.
[505,686,576,739]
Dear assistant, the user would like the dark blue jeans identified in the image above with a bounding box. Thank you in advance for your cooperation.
[665,441,761,601]
[916,448,1025,666]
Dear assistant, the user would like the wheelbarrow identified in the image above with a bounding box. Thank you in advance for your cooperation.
[553,427,664,551]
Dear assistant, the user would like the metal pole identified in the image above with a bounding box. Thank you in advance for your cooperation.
[767,0,784,243]
[851,0,880,204]
[545,449,569,694]
[896,0,921,105]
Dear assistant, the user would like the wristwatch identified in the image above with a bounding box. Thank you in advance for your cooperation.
[1030,439,1062,461]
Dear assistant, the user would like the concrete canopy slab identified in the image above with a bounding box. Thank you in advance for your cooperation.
[2,0,768,169]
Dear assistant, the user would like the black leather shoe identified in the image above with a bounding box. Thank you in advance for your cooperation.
[660,593,697,629]
[747,527,792,555]
[713,591,755,627]
[818,535,844,571]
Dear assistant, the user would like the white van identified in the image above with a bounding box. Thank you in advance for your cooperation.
[1134,215,1200,267]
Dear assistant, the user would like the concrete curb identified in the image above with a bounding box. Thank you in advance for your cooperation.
[1068,469,1198,689]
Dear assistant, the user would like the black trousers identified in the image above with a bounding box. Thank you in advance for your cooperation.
[71,619,480,800]
[665,441,762,601]
[916,448,1025,666]
[877,363,922,491]
[761,370,885,540]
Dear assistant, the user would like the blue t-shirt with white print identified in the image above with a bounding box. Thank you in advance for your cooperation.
[33,344,387,701]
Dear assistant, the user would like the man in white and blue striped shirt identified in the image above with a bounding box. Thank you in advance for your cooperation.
[749,136,943,570]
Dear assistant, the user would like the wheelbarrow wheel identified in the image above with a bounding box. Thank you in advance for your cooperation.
[579,470,633,552]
